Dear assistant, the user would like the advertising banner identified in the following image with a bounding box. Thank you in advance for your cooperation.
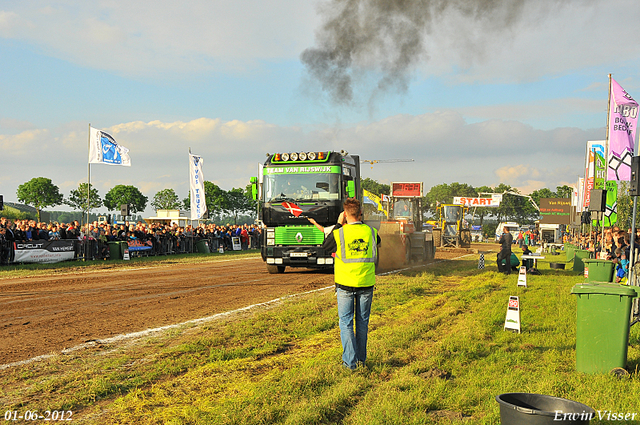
[608,78,638,181]
[583,141,605,209]
[539,198,571,225]
[604,180,618,227]
[13,240,76,264]
[189,152,208,220]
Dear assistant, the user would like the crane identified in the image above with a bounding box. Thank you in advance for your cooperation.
[360,159,414,169]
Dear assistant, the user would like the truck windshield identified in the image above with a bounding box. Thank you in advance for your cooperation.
[263,173,340,202]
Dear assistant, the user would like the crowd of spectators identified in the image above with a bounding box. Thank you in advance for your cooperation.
[566,225,640,283]
[0,216,262,265]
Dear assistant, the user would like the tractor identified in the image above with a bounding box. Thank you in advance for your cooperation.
[375,182,435,269]
[432,204,471,248]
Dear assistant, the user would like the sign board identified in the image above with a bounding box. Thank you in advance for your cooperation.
[453,196,501,207]
[504,296,521,333]
[391,182,423,198]
[539,198,571,225]
[232,236,242,251]
[123,248,130,261]
[517,266,527,287]
[12,240,75,264]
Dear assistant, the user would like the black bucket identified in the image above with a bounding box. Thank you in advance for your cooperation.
[496,393,595,424]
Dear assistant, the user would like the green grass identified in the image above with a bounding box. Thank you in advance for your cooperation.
[2,249,639,424]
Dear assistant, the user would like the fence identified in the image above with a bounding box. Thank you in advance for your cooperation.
[0,232,262,265]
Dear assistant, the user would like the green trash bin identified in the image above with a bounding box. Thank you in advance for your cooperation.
[582,259,614,282]
[572,249,590,274]
[571,283,637,374]
[565,244,575,261]
[108,241,122,260]
[196,239,210,254]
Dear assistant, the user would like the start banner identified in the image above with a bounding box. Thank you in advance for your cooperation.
[453,196,501,207]
[13,240,76,264]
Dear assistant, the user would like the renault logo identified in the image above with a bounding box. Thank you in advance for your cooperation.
[295,232,303,242]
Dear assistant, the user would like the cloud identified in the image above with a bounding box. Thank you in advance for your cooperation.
[0,113,599,216]
[0,1,319,77]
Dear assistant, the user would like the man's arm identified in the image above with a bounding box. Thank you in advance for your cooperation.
[321,223,341,254]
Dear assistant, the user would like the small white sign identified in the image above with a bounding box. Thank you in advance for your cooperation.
[218,246,224,254]
[232,236,242,251]
[504,296,521,333]
[517,266,527,287]
[123,248,130,261]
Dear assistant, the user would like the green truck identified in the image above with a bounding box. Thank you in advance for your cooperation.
[251,150,361,274]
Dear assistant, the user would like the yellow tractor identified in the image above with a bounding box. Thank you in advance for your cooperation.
[375,182,436,269]
[432,204,471,248]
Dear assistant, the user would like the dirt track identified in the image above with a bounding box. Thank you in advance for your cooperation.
[0,246,494,366]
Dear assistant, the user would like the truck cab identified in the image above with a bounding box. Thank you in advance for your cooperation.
[252,150,360,273]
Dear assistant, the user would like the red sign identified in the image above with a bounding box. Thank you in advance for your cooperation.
[281,202,303,217]
[508,298,519,309]
[392,182,422,197]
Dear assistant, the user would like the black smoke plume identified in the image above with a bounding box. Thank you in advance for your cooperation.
[301,0,536,105]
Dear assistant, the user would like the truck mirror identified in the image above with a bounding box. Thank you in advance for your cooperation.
[346,180,356,198]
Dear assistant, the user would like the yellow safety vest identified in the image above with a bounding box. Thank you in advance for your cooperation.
[333,223,378,288]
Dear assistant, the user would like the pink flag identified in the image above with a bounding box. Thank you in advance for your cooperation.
[608,78,638,180]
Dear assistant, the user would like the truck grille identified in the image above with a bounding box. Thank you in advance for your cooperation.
[275,226,324,245]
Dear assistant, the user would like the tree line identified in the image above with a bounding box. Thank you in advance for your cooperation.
[13,177,255,224]
[361,177,574,225]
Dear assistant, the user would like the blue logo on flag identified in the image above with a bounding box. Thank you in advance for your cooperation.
[100,133,122,165]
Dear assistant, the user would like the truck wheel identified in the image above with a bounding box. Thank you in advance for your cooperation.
[266,265,286,274]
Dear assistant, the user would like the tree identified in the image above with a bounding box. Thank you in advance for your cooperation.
[65,183,102,214]
[529,188,556,207]
[424,182,477,215]
[555,185,573,199]
[104,185,148,213]
[472,185,496,226]
[223,187,254,224]
[361,178,390,196]
[182,181,227,217]
[151,188,181,211]
[16,177,64,222]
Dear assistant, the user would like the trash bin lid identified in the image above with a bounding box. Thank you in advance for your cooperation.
[581,259,612,264]
[571,282,637,297]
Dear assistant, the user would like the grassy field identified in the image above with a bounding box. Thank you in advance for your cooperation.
[1,249,640,424]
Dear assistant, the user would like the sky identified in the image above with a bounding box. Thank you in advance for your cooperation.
[1,0,639,218]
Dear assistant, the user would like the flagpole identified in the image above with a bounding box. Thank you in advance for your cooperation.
[601,75,613,254]
[86,123,91,262]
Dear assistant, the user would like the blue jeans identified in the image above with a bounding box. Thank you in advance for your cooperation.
[336,286,374,369]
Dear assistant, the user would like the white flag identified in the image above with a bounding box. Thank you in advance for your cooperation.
[89,126,131,166]
[189,152,207,220]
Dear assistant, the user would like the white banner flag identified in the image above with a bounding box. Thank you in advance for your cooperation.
[88,126,131,166]
[189,152,207,220]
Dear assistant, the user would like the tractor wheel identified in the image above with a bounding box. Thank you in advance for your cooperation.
[432,228,442,247]
[460,229,471,248]
[266,264,286,274]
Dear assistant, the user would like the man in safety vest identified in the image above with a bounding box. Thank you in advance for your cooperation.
[322,197,381,370]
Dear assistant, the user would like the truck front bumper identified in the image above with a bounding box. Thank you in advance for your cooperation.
[262,246,334,267]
